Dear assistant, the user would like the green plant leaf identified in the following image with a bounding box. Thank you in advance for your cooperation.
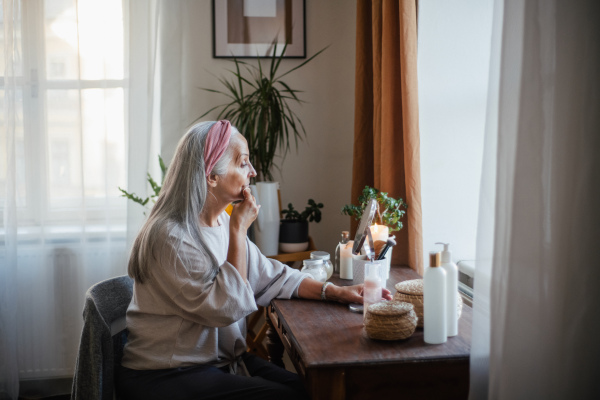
[275,45,330,81]
[118,187,149,206]
[283,198,323,223]
[340,185,407,233]
[200,43,326,181]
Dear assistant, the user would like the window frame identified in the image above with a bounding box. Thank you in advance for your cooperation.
[1,0,129,232]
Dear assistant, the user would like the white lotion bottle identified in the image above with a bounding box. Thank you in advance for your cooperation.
[436,242,459,337]
[424,251,447,344]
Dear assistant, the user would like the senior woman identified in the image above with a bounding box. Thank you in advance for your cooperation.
[116,120,391,400]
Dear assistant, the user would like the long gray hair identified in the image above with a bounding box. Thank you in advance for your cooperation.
[128,121,240,283]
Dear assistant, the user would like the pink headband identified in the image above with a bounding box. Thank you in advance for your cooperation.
[204,120,232,177]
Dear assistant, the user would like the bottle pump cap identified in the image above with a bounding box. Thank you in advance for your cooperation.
[435,242,451,263]
[428,251,440,267]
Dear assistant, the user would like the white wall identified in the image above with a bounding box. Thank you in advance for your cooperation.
[167,0,357,256]
[418,0,494,264]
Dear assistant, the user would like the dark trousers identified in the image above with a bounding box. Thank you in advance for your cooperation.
[115,352,309,400]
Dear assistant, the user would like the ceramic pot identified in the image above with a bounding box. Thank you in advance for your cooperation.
[250,182,280,256]
[278,220,309,253]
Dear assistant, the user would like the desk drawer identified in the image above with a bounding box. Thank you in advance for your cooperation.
[269,304,279,328]
[268,304,306,377]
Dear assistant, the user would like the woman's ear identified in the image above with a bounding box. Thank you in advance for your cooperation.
[206,173,219,188]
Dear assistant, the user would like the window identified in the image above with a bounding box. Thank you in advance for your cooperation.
[1,0,129,380]
[1,0,127,235]
[417,0,493,280]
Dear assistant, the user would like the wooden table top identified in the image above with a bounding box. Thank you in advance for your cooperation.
[270,266,472,369]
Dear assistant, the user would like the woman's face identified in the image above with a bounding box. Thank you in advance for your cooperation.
[213,136,257,203]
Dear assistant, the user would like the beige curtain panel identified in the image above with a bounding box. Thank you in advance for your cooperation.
[352,0,423,274]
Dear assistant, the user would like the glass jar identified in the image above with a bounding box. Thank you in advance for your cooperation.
[310,251,333,280]
[301,259,327,282]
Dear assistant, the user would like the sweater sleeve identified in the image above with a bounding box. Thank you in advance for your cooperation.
[151,228,258,328]
[246,238,311,307]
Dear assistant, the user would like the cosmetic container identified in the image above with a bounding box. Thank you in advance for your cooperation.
[310,251,333,280]
[436,242,459,337]
[424,251,447,344]
[363,261,382,320]
[364,301,417,340]
[301,259,327,282]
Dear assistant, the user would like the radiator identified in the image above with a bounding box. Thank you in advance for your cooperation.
[16,241,127,379]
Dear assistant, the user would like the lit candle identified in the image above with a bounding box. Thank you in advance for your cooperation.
[340,241,354,280]
[370,223,389,243]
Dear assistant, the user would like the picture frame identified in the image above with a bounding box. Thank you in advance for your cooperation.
[213,0,306,58]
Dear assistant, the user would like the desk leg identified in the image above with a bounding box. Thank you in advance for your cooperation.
[265,307,285,368]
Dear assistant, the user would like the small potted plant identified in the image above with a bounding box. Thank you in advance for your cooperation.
[341,187,407,275]
[279,199,324,253]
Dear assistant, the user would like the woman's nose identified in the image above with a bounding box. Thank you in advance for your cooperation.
[249,162,257,178]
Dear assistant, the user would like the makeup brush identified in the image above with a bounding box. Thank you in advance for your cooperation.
[373,240,387,259]
[377,238,396,261]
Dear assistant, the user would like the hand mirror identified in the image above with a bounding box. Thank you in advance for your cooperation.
[352,198,377,258]
[347,198,377,313]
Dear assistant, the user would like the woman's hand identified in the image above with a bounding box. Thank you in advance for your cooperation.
[326,284,393,304]
[229,187,260,232]
[227,188,259,283]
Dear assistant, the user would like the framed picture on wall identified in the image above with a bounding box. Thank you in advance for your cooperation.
[213,0,306,58]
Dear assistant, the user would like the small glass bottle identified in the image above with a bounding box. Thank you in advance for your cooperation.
[301,259,327,282]
[310,251,333,280]
[334,231,350,274]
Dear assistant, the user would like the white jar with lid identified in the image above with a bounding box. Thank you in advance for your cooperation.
[301,259,327,282]
[310,251,333,280]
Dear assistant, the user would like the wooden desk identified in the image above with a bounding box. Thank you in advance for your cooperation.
[266,266,471,399]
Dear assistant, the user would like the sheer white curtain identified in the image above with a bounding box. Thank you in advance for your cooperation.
[470,0,600,398]
[1,3,23,398]
[0,0,160,398]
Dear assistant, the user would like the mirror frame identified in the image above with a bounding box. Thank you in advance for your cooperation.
[352,198,377,255]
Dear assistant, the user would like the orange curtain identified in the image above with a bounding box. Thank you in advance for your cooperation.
[352,0,423,274]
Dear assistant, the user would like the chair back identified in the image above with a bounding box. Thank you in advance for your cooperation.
[71,275,133,400]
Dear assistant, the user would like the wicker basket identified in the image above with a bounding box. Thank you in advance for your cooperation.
[364,301,417,340]
[394,279,463,328]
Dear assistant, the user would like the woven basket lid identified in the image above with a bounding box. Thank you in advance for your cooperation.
[394,279,423,296]
[367,301,414,317]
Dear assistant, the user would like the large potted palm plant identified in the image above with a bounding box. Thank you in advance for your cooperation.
[199,43,324,181]
[199,43,325,255]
